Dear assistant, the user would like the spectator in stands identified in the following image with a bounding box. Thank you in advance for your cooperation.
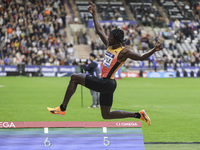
[4,55,9,65]
[194,52,200,65]
[74,30,88,45]
[173,19,181,32]
[114,10,120,20]
[54,58,60,66]
[91,40,95,51]
[142,13,152,26]
[182,24,193,38]
[67,43,74,54]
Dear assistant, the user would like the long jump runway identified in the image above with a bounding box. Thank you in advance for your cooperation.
[0,121,144,150]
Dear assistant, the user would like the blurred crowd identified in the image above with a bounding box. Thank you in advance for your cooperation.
[97,3,128,21]
[1,0,200,70]
[73,30,88,45]
[0,0,76,66]
[130,4,164,27]
[91,20,200,70]
[89,0,200,70]
[165,22,200,68]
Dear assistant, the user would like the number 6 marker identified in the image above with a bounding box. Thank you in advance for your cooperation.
[103,137,110,146]
[44,137,51,147]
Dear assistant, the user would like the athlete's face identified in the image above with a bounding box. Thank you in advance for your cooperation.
[108,35,118,46]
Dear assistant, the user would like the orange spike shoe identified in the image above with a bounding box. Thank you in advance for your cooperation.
[139,110,151,126]
[47,106,65,116]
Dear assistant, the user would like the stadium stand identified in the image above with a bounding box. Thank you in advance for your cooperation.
[0,0,199,71]
[75,0,92,25]
[159,0,194,22]
[96,0,128,21]
[89,0,200,70]
[127,0,164,27]
[75,0,128,23]
[0,0,75,66]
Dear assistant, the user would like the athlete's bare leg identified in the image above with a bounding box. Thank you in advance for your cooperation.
[61,73,86,106]
[100,105,137,119]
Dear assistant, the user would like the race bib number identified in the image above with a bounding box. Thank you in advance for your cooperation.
[103,51,115,68]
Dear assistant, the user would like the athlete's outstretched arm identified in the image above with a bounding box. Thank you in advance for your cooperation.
[118,42,163,62]
[88,2,108,46]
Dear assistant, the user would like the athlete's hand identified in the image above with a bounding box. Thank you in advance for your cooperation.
[88,2,96,15]
[154,41,163,51]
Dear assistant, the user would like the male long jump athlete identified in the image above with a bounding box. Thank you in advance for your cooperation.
[47,2,163,126]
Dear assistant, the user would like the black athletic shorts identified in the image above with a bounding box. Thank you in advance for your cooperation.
[85,75,117,106]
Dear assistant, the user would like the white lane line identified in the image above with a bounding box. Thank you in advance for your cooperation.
[0,85,4,88]
[103,127,107,133]
[44,127,49,134]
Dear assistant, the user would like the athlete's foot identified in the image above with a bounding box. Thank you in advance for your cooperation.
[139,110,151,126]
[47,106,65,116]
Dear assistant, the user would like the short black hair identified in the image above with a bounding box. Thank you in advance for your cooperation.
[90,53,96,59]
[110,28,124,43]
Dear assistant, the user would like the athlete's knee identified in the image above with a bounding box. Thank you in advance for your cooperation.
[71,73,76,79]
[70,74,79,83]
[70,73,85,85]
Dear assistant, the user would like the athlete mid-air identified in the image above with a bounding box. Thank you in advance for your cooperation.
[47,2,163,126]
